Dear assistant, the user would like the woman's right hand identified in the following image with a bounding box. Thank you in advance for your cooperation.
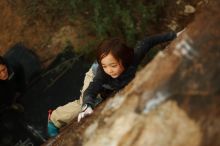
[77,104,93,123]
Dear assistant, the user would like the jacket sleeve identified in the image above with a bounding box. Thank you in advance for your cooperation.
[82,66,106,108]
[133,31,176,65]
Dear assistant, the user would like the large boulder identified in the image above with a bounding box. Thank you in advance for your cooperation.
[43,1,220,146]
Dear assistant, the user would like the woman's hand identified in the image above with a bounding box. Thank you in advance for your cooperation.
[177,28,186,37]
[77,104,93,123]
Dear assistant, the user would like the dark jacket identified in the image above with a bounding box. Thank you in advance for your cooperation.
[0,59,26,105]
[83,32,177,108]
[0,44,41,106]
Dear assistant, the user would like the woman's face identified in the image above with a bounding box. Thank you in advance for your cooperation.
[0,64,8,80]
[101,53,124,78]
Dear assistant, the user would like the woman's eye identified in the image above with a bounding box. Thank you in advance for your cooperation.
[111,65,117,68]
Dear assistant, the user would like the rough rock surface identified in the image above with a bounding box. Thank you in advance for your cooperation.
[43,1,220,146]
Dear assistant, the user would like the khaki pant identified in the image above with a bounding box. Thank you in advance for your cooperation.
[50,67,95,128]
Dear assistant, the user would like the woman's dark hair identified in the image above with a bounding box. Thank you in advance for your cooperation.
[0,56,6,65]
[96,38,134,69]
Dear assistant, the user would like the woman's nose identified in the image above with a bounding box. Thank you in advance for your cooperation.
[108,68,113,73]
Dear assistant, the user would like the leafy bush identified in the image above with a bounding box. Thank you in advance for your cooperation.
[23,0,168,54]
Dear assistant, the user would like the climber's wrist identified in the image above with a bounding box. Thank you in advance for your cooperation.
[81,104,92,112]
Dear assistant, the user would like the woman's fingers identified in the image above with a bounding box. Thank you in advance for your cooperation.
[77,107,93,123]
[77,112,84,123]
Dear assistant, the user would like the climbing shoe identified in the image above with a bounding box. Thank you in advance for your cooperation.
[48,121,58,137]
[47,110,58,137]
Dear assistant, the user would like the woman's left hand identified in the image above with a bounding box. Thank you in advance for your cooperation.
[77,104,93,123]
[177,28,186,37]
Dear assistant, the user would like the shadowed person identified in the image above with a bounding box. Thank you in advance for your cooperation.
[0,44,41,111]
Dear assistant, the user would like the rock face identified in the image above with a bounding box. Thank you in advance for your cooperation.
[0,1,93,66]
[43,1,220,146]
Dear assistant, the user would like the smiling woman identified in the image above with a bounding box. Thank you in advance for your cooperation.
[0,55,26,107]
[0,44,41,109]
[96,38,133,78]
[101,53,125,78]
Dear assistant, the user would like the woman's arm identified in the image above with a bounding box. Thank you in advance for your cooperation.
[133,31,176,65]
[82,66,106,108]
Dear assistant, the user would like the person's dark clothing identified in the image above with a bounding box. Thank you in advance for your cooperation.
[83,32,177,108]
[0,44,41,106]
[4,44,42,82]
[0,60,26,105]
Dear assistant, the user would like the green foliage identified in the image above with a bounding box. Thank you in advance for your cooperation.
[23,0,168,53]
